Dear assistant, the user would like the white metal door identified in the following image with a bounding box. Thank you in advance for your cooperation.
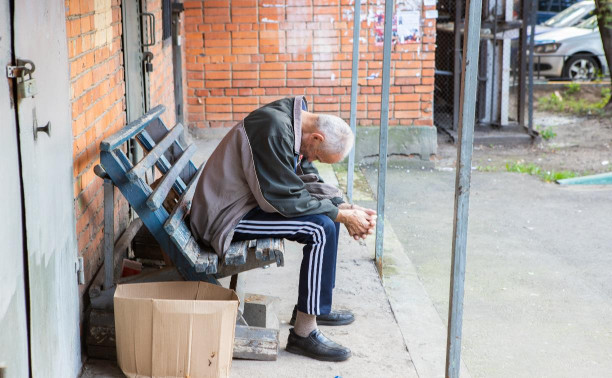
[0,1,30,377]
[13,1,81,376]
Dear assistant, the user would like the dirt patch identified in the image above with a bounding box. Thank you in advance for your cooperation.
[437,92,612,177]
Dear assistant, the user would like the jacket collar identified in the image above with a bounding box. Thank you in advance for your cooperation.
[293,96,307,155]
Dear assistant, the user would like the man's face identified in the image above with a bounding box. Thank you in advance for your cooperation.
[302,135,344,164]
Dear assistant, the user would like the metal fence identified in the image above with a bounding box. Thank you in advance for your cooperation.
[434,0,610,136]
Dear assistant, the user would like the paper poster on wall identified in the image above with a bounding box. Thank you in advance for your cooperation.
[372,1,422,46]
[397,10,421,43]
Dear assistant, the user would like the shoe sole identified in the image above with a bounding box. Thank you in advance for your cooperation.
[289,318,355,326]
[285,344,351,362]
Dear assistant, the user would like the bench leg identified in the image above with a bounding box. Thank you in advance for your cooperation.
[103,178,115,290]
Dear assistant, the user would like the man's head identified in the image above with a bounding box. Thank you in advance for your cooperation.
[301,113,354,164]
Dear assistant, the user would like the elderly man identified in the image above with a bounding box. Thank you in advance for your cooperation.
[190,96,376,361]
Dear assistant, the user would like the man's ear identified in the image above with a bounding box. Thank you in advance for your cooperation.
[311,132,325,144]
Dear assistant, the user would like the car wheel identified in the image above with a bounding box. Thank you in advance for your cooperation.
[562,55,600,81]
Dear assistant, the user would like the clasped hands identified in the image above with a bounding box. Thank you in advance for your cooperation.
[336,203,377,241]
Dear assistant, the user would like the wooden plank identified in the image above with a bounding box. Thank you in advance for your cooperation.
[233,324,279,361]
[89,218,143,302]
[216,246,278,279]
[274,240,285,267]
[143,118,197,184]
[191,238,218,274]
[164,162,204,235]
[100,149,212,283]
[126,123,184,182]
[137,128,188,195]
[146,143,196,211]
[255,239,284,265]
[100,105,165,151]
[113,218,144,280]
[115,148,134,174]
[224,240,248,266]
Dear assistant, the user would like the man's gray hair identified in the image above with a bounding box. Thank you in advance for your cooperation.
[316,114,354,158]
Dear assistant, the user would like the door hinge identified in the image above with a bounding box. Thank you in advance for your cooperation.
[76,257,85,285]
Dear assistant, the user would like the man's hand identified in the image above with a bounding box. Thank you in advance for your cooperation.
[335,205,377,240]
[339,203,377,217]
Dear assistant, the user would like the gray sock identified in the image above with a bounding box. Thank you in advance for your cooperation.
[294,310,317,337]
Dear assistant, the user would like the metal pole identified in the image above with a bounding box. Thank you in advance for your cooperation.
[374,0,394,276]
[517,0,528,126]
[453,0,463,131]
[445,0,483,375]
[528,0,536,133]
[347,0,362,203]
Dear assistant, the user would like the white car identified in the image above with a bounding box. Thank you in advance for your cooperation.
[507,1,595,40]
[533,16,608,81]
[540,1,595,29]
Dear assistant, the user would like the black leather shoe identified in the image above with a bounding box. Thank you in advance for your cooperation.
[286,328,351,362]
[290,305,355,326]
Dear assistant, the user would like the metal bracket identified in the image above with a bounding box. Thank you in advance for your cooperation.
[6,59,35,78]
[76,257,85,285]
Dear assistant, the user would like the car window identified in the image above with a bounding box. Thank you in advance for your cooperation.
[576,15,598,29]
[542,2,595,27]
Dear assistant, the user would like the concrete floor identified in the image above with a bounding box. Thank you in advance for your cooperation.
[358,167,612,378]
[80,139,418,377]
[81,130,612,377]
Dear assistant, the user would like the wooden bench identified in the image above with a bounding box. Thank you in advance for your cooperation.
[98,105,285,281]
[87,105,284,361]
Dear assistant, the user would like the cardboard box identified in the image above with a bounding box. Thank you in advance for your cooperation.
[114,281,239,378]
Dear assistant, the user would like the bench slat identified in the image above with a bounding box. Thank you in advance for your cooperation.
[191,238,218,274]
[224,240,248,266]
[215,240,285,278]
[256,239,285,266]
[100,105,165,151]
[146,143,197,211]
[126,123,184,182]
[164,162,204,235]
[146,119,197,184]
[137,129,188,195]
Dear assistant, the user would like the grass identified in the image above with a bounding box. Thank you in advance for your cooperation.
[536,125,557,141]
[505,161,579,182]
[537,84,611,116]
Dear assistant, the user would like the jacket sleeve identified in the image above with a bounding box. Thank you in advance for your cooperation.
[297,160,323,182]
[247,132,339,220]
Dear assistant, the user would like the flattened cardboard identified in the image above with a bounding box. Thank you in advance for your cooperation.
[114,281,239,378]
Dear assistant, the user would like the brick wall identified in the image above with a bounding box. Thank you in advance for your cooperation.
[66,0,178,309]
[66,0,129,303]
[183,0,437,129]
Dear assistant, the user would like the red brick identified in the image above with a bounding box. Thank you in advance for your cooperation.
[260,70,284,79]
[260,79,285,87]
[233,71,258,79]
[260,62,285,71]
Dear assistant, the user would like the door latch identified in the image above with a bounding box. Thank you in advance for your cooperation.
[143,51,154,72]
[7,59,37,99]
